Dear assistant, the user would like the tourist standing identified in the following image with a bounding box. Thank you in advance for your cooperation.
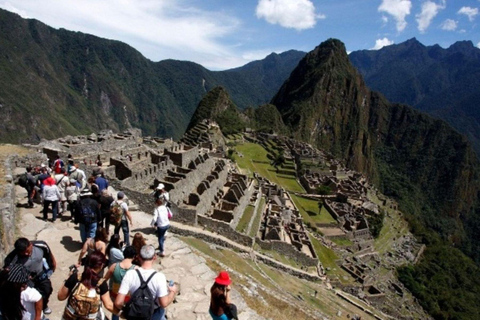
[65,178,80,219]
[54,167,68,214]
[107,234,125,267]
[104,246,137,320]
[112,192,132,246]
[114,245,178,320]
[0,264,44,320]
[151,198,170,257]
[209,271,238,320]
[99,189,114,232]
[58,251,118,319]
[42,176,61,222]
[75,188,101,243]
[4,238,56,316]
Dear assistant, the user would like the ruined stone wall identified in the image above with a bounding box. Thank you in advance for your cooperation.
[197,215,253,247]
[230,181,255,228]
[191,167,228,216]
[0,157,17,262]
[164,145,199,168]
[169,158,218,205]
[255,237,318,267]
[171,206,197,226]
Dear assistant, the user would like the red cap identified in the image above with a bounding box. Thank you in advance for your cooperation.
[44,177,56,186]
[214,271,232,286]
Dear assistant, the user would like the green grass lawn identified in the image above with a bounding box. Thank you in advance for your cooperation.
[308,235,353,283]
[236,205,255,233]
[291,194,336,225]
[233,142,304,193]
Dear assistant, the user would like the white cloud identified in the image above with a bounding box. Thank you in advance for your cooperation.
[458,6,479,22]
[381,15,389,24]
[477,42,480,49]
[0,0,247,70]
[416,0,446,33]
[255,0,324,31]
[378,0,412,32]
[371,37,394,50]
[441,19,457,31]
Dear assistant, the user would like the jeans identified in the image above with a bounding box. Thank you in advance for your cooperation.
[152,307,166,320]
[80,222,97,243]
[114,220,130,246]
[43,200,58,221]
[26,185,34,206]
[156,225,170,254]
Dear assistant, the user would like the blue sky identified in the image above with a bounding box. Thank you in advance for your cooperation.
[0,0,478,70]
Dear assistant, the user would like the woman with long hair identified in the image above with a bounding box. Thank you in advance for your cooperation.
[106,234,124,267]
[58,251,118,319]
[131,233,146,266]
[0,264,43,320]
[209,271,238,320]
[77,227,108,267]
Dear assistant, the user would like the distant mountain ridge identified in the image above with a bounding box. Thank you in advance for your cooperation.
[0,8,302,143]
[349,38,480,154]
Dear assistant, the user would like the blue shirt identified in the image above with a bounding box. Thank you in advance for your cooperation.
[95,176,109,193]
[209,310,229,320]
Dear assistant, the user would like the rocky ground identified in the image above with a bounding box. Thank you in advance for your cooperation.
[14,184,263,320]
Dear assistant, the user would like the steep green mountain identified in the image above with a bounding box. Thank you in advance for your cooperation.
[0,8,302,143]
[186,86,246,135]
[272,38,480,319]
[349,38,480,154]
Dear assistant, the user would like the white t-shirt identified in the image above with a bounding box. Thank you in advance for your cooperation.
[118,267,168,299]
[151,206,170,228]
[21,287,42,320]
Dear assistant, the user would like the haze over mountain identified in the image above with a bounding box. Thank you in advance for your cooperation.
[349,38,480,155]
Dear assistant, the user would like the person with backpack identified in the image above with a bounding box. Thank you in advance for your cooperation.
[209,271,238,320]
[3,238,57,316]
[58,251,119,320]
[0,264,44,320]
[65,178,80,220]
[114,245,178,320]
[75,188,101,244]
[55,167,69,215]
[111,192,132,246]
[104,246,137,320]
[99,189,114,233]
[151,198,170,258]
[18,166,37,208]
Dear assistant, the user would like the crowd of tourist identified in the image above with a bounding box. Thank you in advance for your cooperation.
[1,157,238,320]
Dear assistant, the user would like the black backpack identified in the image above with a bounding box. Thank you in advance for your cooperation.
[80,203,96,225]
[18,173,28,188]
[124,270,157,319]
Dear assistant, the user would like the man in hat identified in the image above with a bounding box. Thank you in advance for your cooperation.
[4,238,56,315]
[69,165,85,189]
[75,188,101,243]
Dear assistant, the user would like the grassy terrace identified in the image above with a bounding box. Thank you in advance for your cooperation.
[290,194,336,225]
[233,142,304,193]
[249,196,265,237]
[236,205,254,233]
